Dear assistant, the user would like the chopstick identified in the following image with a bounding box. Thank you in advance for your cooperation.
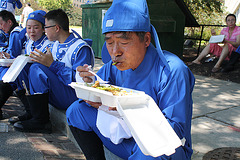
[22,80,30,95]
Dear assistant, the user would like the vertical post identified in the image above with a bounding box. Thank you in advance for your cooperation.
[198,25,204,55]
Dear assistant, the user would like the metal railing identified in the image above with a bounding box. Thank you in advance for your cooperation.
[185,24,227,55]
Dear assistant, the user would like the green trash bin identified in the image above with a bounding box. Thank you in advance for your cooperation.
[81,2,112,58]
[81,0,198,58]
[148,0,185,57]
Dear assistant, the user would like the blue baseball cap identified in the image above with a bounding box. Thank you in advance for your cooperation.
[102,0,150,34]
[102,0,170,70]
[27,10,46,25]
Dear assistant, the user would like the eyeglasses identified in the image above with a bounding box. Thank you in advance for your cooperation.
[44,25,56,29]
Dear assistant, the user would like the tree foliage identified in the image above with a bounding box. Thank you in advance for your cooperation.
[65,7,82,26]
[19,0,82,26]
[184,0,225,25]
[38,0,72,11]
[184,0,227,44]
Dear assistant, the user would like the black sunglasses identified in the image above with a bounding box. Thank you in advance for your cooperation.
[44,25,56,29]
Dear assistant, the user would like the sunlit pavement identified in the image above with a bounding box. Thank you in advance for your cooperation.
[191,75,240,160]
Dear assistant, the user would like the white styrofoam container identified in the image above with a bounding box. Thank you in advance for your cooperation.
[70,82,182,157]
[0,59,14,66]
[2,55,33,83]
[69,82,145,107]
[116,95,182,157]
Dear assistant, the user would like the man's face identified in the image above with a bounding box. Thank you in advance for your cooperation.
[44,19,57,41]
[0,17,12,33]
[105,32,150,71]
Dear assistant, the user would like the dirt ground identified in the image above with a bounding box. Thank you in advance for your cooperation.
[181,47,240,84]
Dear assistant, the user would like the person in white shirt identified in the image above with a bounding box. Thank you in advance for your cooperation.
[21,3,33,28]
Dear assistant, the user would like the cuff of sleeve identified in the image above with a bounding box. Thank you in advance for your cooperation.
[49,61,65,74]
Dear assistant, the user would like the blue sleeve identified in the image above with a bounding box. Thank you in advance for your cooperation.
[235,45,240,54]
[157,60,195,153]
[49,46,93,85]
[6,31,24,58]
[15,0,22,9]
[7,0,22,8]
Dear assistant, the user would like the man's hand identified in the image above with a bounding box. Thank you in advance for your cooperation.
[84,100,102,109]
[77,64,105,109]
[0,52,10,59]
[30,47,53,67]
[76,64,95,83]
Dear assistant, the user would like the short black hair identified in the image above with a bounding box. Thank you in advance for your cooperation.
[44,9,69,32]
[226,14,236,22]
[0,10,18,34]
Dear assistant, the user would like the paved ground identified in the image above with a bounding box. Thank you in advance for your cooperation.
[0,96,86,160]
[0,58,240,160]
[191,75,240,160]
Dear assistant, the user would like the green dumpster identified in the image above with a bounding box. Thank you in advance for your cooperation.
[81,0,198,58]
[148,0,185,57]
[81,2,112,58]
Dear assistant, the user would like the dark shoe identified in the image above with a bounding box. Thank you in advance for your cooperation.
[27,93,50,123]
[14,120,52,133]
[13,93,50,133]
[9,113,32,124]
[9,90,32,124]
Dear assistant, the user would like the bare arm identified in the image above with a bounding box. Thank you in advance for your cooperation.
[224,35,240,48]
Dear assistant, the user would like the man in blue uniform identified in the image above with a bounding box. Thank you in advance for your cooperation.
[0,10,26,120]
[14,9,95,133]
[7,10,53,124]
[66,0,195,159]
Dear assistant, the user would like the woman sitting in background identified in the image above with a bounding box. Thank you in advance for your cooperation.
[189,14,240,73]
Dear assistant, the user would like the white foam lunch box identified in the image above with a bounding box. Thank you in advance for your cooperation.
[69,82,146,107]
[0,59,14,66]
[70,82,182,157]
[2,55,33,83]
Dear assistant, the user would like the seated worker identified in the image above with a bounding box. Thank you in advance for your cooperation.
[14,9,95,133]
[0,0,22,15]
[0,10,26,120]
[7,10,53,124]
[0,29,8,48]
[188,14,240,73]
[0,10,26,60]
[66,0,195,159]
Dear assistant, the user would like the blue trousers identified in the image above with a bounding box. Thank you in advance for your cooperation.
[0,64,31,91]
[28,63,77,110]
[66,100,188,160]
